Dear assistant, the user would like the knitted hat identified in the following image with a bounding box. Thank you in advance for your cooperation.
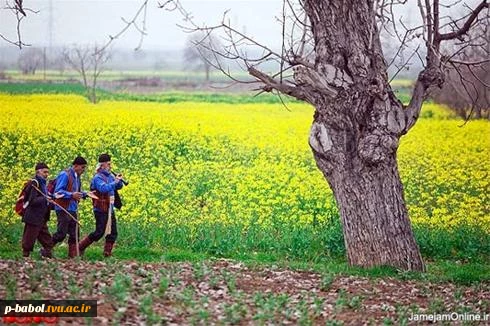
[73,156,88,165]
[35,162,49,170]
[98,153,111,163]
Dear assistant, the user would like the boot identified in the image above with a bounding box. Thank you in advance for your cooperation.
[103,241,114,257]
[68,243,78,258]
[78,236,94,256]
[40,247,53,258]
[23,250,30,258]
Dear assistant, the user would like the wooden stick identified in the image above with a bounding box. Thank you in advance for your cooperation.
[31,185,81,225]
[32,185,81,257]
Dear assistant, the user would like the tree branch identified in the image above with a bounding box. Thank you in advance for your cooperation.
[1,0,38,48]
[436,1,488,41]
[98,0,150,53]
[248,66,309,101]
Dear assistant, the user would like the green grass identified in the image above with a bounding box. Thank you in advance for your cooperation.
[1,242,487,285]
[3,69,249,82]
[0,80,413,104]
[0,82,88,95]
[4,70,415,87]
[1,220,488,284]
[0,82,296,104]
[414,224,490,262]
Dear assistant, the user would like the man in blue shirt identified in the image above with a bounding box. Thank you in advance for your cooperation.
[79,153,124,257]
[51,156,88,258]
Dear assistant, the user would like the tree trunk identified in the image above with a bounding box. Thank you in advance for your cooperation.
[310,111,425,271]
[311,123,424,270]
[90,90,97,104]
[243,0,428,271]
[205,64,210,83]
[474,106,482,119]
[295,0,426,271]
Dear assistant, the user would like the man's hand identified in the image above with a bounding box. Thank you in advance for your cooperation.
[72,192,83,201]
[115,174,124,182]
[87,191,99,200]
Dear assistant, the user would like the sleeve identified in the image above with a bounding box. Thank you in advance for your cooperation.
[93,175,118,194]
[115,179,124,190]
[54,172,73,199]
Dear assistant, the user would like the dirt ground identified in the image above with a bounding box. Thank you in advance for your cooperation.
[0,259,488,325]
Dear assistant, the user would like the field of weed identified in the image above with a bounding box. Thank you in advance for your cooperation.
[0,91,488,324]
[0,94,488,265]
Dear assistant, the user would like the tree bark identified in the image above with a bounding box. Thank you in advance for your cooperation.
[336,163,423,271]
[309,99,425,271]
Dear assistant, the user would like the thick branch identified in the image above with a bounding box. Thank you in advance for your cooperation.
[403,77,426,133]
[437,1,488,41]
[404,64,444,133]
[248,67,309,101]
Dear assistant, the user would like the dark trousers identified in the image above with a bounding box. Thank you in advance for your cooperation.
[22,222,53,253]
[52,210,79,245]
[88,210,117,243]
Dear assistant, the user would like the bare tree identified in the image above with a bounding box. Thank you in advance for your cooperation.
[432,23,489,119]
[18,47,44,74]
[52,50,67,76]
[184,32,223,83]
[1,0,149,50]
[0,0,37,48]
[162,0,489,271]
[62,44,111,104]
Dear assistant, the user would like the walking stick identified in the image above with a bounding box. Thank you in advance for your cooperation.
[32,185,97,257]
[31,185,81,225]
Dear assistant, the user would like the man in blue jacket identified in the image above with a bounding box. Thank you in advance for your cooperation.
[51,156,88,258]
[21,162,53,258]
[79,153,124,257]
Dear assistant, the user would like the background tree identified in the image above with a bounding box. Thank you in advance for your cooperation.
[162,0,489,271]
[432,24,489,119]
[51,50,67,77]
[184,32,223,83]
[0,0,35,48]
[62,44,111,104]
[17,47,44,74]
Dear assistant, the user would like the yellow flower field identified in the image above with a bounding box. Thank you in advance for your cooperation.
[0,94,488,259]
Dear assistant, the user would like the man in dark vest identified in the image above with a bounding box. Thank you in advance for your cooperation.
[79,153,124,257]
[21,162,53,258]
[51,156,88,258]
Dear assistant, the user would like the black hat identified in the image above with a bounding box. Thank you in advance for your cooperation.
[98,153,111,163]
[73,156,88,165]
[35,162,49,170]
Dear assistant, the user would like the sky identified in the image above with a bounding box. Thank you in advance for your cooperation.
[0,0,285,50]
[0,0,480,53]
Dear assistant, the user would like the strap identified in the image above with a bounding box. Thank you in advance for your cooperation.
[31,179,39,188]
[92,172,111,212]
[65,169,75,192]
[22,179,40,209]
[23,178,39,194]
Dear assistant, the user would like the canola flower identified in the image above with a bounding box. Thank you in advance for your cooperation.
[0,94,488,239]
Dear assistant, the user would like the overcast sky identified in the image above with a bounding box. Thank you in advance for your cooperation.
[0,0,478,52]
[1,0,285,50]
